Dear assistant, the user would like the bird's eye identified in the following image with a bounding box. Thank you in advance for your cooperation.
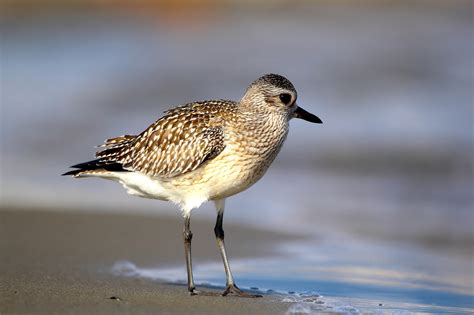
[279,93,292,105]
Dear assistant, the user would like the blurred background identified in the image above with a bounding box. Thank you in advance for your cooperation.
[1,0,473,312]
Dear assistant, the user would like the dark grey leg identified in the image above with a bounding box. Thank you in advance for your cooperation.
[182,212,225,297]
[183,214,197,294]
[214,199,262,298]
[214,210,235,287]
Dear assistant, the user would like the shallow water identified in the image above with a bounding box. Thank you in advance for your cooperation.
[2,2,473,314]
[111,237,473,314]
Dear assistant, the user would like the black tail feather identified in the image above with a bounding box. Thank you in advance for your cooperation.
[62,169,85,176]
[62,159,128,176]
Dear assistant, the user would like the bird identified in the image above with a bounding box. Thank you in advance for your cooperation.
[63,74,322,297]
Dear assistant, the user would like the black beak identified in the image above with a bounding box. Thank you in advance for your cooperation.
[293,106,323,124]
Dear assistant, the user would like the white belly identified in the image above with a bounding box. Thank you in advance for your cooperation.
[90,171,208,215]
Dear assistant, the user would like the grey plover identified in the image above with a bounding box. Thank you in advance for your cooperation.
[64,74,322,297]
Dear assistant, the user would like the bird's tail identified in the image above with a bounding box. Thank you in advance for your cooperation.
[62,159,128,177]
[63,134,136,177]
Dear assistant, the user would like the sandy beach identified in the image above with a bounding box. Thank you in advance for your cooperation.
[0,207,296,315]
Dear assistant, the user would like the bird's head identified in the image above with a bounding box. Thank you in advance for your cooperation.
[241,74,322,124]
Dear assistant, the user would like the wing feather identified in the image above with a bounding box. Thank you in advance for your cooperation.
[95,100,235,178]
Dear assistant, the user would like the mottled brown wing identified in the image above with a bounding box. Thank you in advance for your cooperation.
[96,101,233,178]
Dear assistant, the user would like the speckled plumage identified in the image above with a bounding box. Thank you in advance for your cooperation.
[96,100,233,178]
[65,75,307,212]
[64,74,322,296]
[75,94,290,212]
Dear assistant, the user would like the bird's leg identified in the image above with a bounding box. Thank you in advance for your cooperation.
[183,214,198,295]
[182,213,221,297]
[214,199,262,298]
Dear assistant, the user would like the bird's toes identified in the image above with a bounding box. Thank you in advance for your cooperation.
[189,288,221,297]
[189,289,200,296]
[222,284,262,298]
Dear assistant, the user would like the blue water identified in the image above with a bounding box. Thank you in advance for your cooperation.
[235,278,473,310]
[111,243,473,314]
[111,235,473,314]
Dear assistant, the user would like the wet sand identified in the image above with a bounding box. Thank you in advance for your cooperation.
[0,207,295,315]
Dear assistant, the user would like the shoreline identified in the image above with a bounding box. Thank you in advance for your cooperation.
[0,207,297,314]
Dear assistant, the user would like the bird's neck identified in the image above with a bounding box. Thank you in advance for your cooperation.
[232,102,290,151]
[237,101,289,129]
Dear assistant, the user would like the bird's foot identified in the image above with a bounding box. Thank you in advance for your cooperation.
[188,288,221,297]
[222,284,263,298]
